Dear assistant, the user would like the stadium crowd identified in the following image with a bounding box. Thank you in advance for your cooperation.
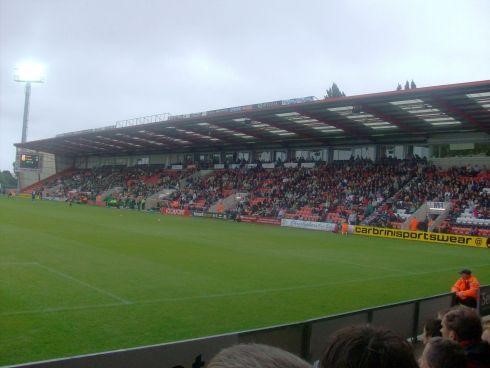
[206,306,490,368]
[26,158,489,236]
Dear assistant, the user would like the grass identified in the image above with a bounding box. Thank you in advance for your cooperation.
[1,196,489,366]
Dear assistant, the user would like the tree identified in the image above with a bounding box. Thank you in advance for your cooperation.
[396,83,402,91]
[410,80,417,89]
[404,80,410,90]
[325,83,346,98]
[0,170,17,188]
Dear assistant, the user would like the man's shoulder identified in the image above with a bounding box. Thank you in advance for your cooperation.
[465,341,490,364]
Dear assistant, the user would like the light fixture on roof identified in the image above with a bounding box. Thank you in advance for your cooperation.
[295,118,317,123]
[467,92,490,98]
[327,106,353,112]
[276,112,300,117]
[390,99,423,105]
[371,125,398,129]
[364,122,391,126]
[430,121,461,126]
[424,117,455,122]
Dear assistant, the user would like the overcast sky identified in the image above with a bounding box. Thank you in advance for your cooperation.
[1,0,489,171]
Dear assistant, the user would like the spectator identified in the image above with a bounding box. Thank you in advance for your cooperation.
[451,269,480,308]
[207,343,311,368]
[422,318,443,344]
[31,161,489,237]
[482,316,490,344]
[419,337,466,368]
[320,325,418,368]
[441,308,490,368]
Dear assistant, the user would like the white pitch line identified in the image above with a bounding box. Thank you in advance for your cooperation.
[35,263,132,305]
[0,262,39,266]
[1,302,126,316]
[4,262,490,317]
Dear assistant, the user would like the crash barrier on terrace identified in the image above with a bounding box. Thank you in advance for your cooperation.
[11,286,490,368]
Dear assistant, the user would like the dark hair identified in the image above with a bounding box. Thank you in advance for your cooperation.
[422,337,466,368]
[423,318,442,339]
[320,325,418,368]
[437,307,453,320]
[443,308,482,341]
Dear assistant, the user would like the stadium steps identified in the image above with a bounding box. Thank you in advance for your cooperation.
[99,186,123,201]
[402,203,428,230]
[145,169,201,210]
[209,191,248,213]
[145,188,176,210]
[179,170,199,188]
[362,173,420,226]
[429,202,453,231]
[196,169,214,178]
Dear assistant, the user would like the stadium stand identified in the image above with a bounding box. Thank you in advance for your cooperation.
[29,157,489,237]
[14,80,490,238]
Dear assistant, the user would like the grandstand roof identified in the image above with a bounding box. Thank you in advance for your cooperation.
[16,80,490,156]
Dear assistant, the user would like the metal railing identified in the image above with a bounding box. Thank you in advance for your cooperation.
[56,113,171,138]
[8,285,490,368]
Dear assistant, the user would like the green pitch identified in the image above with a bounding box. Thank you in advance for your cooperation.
[1,197,489,366]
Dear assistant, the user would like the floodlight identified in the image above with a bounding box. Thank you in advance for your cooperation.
[14,62,45,83]
[14,61,46,144]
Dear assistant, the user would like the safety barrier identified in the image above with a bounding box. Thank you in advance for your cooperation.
[9,286,490,368]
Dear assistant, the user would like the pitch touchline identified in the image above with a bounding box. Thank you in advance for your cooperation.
[4,262,490,317]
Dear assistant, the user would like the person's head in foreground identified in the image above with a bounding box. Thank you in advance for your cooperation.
[422,318,442,344]
[207,343,311,368]
[483,327,490,344]
[419,337,466,368]
[320,325,418,368]
[482,316,490,344]
[442,308,490,368]
[441,307,482,342]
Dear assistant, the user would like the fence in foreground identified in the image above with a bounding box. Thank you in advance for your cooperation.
[9,285,490,368]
